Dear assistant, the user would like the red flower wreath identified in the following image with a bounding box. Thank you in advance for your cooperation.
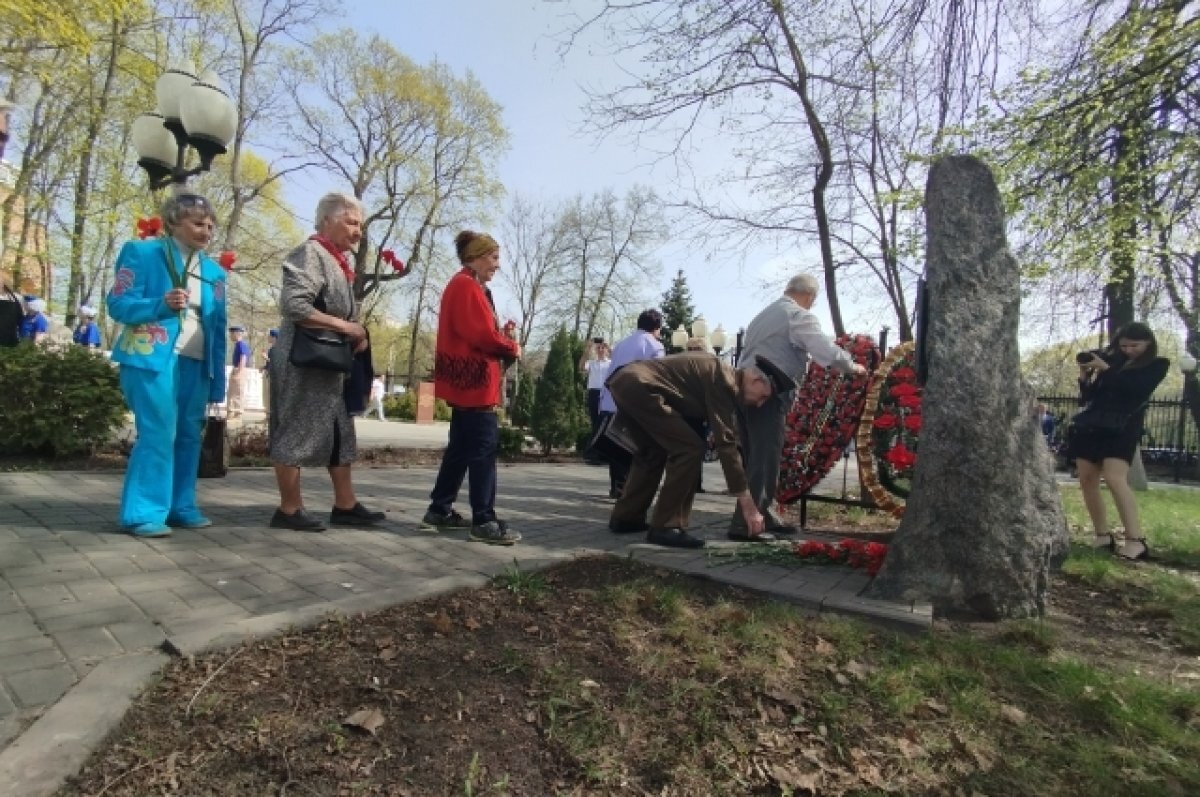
[776,334,878,502]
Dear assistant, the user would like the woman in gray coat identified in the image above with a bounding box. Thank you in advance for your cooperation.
[268,192,385,531]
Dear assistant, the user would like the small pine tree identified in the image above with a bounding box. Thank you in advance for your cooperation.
[661,268,696,351]
[531,328,588,454]
[510,368,536,428]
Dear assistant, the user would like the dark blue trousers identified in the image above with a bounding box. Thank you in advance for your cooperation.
[428,408,499,524]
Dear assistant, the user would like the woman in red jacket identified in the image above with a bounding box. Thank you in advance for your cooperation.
[422,230,522,545]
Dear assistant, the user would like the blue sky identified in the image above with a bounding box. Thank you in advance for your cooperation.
[300,0,857,340]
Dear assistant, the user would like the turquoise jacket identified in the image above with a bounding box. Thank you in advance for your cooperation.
[106,238,228,402]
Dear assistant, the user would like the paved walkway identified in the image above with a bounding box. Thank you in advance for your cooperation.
[0,459,928,795]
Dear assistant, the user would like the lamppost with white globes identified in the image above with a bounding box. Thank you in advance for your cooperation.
[710,324,727,356]
[131,65,238,191]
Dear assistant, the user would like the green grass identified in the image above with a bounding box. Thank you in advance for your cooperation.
[1059,484,1200,568]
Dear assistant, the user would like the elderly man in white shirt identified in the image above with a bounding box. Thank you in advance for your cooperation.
[730,274,867,540]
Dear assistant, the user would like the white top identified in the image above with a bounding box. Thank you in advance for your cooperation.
[584,358,612,390]
[370,377,385,400]
[599,330,665,413]
[174,253,205,360]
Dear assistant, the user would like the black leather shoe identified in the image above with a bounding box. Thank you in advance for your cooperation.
[330,502,386,526]
[610,518,650,534]
[270,508,326,532]
[646,527,705,549]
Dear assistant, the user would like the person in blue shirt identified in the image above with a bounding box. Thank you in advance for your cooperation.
[73,305,102,349]
[106,192,227,538]
[227,325,251,418]
[18,297,50,344]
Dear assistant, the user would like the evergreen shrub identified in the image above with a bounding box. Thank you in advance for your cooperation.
[0,344,126,456]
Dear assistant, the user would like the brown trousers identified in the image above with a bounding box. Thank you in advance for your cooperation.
[608,380,706,529]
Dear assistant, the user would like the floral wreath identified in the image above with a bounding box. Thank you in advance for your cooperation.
[776,334,878,503]
[855,341,921,518]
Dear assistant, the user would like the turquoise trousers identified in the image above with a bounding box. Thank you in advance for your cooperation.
[118,356,210,528]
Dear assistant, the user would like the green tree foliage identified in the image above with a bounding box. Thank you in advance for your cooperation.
[531,328,587,454]
[992,0,1199,345]
[0,345,125,455]
[509,368,536,428]
[660,268,695,350]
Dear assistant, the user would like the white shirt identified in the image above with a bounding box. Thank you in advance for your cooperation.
[599,330,665,413]
[584,358,612,390]
[370,378,385,400]
[740,295,853,387]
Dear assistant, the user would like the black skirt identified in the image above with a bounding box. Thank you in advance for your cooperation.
[1066,413,1144,464]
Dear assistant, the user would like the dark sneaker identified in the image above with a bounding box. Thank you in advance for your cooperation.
[646,527,705,549]
[330,502,386,526]
[609,518,649,534]
[469,520,522,546]
[420,509,471,531]
[270,508,326,532]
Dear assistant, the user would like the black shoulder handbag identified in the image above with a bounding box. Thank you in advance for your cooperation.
[289,285,353,373]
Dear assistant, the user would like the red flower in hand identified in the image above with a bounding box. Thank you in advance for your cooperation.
[382,249,407,274]
[136,217,162,239]
[903,413,922,432]
[218,251,236,272]
[873,413,899,430]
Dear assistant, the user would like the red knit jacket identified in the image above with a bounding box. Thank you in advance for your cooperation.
[433,268,519,408]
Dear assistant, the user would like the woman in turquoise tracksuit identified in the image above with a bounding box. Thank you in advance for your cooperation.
[107,193,227,537]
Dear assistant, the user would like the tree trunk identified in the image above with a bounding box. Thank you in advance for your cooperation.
[865,155,1069,619]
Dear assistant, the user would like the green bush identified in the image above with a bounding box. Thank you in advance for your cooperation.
[383,392,451,421]
[0,344,126,456]
[497,425,526,459]
[510,369,535,428]
[384,392,416,420]
[531,328,588,454]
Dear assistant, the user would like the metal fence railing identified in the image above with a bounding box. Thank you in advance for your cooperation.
[1038,392,1198,477]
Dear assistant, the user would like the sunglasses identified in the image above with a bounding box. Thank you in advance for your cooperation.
[176,194,212,209]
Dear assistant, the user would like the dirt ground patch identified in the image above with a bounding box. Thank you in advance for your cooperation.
[58,556,1199,797]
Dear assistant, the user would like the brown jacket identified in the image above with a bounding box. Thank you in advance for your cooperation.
[608,353,748,493]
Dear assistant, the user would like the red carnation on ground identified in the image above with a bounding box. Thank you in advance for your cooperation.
[218,251,236,272]
[136,217,162,239]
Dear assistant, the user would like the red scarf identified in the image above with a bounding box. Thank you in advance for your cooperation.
[309,235,355,282]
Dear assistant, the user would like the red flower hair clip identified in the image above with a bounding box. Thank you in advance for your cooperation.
[218,251,237,272]
[136,217,163,239]
[381,249,408,275]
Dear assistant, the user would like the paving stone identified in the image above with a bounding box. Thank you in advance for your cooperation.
[211,578,264,601]
[52,628,123,661]
[6,664,77,708]
[108,571,200,595]
[39,605,148,634]
[11,583,75,609]
[0,614,44,643]
[0,684,14,718]
[29,594,132,622]
[2,564,99,586]
[64,580,124,603]
[0,646,68,673]
[237,589,319,614]
[105,621,167,652]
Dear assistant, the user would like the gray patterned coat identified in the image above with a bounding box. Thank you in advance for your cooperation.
[268,240,358,467]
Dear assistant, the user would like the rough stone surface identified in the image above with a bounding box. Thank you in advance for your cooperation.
[866,154,1070,619]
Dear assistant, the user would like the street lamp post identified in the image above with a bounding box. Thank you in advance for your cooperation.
[131,66,237,191]
[734,327,745,366]
[670,326,688,351]
[1175,352,1198,483]
[710,324,727,357]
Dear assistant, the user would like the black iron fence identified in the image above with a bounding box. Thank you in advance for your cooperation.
[1038,392,1198,480]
